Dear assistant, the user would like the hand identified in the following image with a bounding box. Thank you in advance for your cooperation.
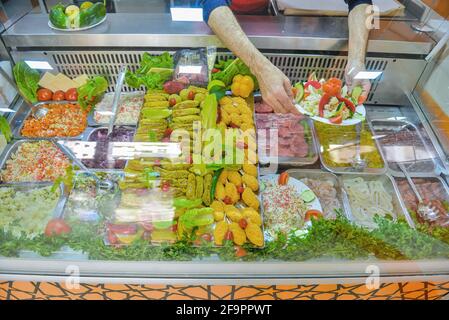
[345,60,371,104]
[254,62,299,114]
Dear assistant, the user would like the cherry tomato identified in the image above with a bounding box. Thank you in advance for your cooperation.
[212,68,220,73]
[237,186,245,194]
[44,219,71,237]
[161,181,171,192]
[238,218,248,229]
[37,88,53,101]
[52,90,65,101]
[278,172,289,185]
[65,88,78,101]
[234,245,247,258]
[304,210,323,222]
[164,127,173,137]
[187,90,195,100]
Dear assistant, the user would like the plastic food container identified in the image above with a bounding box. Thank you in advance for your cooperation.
[370,119,439,177]
[15,101,89,140]
[394,176,449,228]
[286,169,348,220]
[314,121,387,175]
[339,173,413,229]
[256,113,318,167]
[89,91,145,126]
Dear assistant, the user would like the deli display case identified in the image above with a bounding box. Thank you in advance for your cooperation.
[1,0,449,291]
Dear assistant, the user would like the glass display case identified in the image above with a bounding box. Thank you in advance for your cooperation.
[0,0,449,291]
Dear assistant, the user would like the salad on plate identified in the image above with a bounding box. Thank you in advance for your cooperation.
[294,73,366,125]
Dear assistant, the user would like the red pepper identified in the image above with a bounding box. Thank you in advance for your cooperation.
[329,114,343,124]
[318,93,331,117]
[304,80,321,90]
[336,95,356,113]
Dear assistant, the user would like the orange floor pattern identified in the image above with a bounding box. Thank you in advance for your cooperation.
[1,281,449,300]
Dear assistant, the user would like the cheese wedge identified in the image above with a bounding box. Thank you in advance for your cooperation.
[38,72,59,92]
[52,73,78,92]
[73,74,89,88]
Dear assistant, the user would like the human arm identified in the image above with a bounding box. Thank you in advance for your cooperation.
[346,0,373,103]
[202,2,297,113]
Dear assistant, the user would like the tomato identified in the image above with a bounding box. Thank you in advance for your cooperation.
[44,219,71,237]
[212,68,220,73]
[304,210,323,222]
[201,233,212,242]
[37,88,53,101]
[237,186,244,194]
[164,127,173,138]
[52,90,65,101]
[329,114,343,124]
[223,196,233,205]
[358,95,367,105]
[65,88,78,101]
[238,218,248,229]
[161,181,171,192]
[107,230,119,245]
[292,87,298,97]
[278,172,289,185]
[322,83,340,96]
[187,90,195,100]
[234,245,247,258]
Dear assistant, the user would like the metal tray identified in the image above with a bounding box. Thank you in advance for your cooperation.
[13,101,89,140]
[286,169,351,221]
[339,173,414,229]
[393,175,449,225]
[370,119,439,177]
[314,121,387,175]
[88,91,145,127]
[0,182,68,220]
[0,139,74,184]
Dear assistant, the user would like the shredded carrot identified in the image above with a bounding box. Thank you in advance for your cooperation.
[21,103,89,138]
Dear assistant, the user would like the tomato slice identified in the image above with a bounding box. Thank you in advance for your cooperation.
[278,172,289,185]
[329,114,343,124]
[234,245,247,258]
[304,210,323,222]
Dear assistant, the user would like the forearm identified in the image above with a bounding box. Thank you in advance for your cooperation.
[208,6,268,77]
[347,4,371,64]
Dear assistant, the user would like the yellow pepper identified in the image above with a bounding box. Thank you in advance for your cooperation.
[231,75,254,98]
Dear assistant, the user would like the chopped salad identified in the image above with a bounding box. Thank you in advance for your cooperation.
[294,73,365,124]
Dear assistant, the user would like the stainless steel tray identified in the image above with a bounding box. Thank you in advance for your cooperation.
[13,101,89,140]
[314,121,388,175]
[339,173,414,229]
[286,168,351,221]
[0,182,68,219]
[370,119,440,178]
[88,91,144,127]
[0,139,74,184]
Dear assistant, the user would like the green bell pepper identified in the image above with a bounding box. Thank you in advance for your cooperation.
[49,4,70,29]
[79,3,106,27]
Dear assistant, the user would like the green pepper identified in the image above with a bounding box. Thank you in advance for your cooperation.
[49,4,70,29]
[79,3,106,27]
[210,168,223,204]
[173,198,202,209]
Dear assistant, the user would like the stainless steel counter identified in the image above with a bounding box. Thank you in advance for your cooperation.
[2,13,434,55]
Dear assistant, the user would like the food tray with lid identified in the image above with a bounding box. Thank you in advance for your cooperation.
[393,175,449,228]
[370,119,440,177]
[88,91,145,127]
[285,169,350,221]
[339,173,414,229]
[0,139,74,184]
[314,121,387,175]
[14,101,89,140]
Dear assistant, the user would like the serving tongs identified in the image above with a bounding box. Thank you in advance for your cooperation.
[55,141,115,191]
[398,162,441,223]
[351,122,366,171]
[107,65,127,136]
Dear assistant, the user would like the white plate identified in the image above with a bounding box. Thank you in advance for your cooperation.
[295,102,366,126]
[260,174,322,239]
[48,15,107,32]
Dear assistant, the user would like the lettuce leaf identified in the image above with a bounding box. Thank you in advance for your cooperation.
[13,61,40,103]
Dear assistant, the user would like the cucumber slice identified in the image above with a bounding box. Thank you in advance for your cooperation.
[300,190,316,203]
[294,82,304,103]
[351,86,363,104]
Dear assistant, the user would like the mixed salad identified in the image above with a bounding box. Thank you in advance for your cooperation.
[294,73,365,124]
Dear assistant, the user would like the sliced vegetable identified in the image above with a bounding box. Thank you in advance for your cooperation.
[201,94,217,130]
[278,172,289,185]
[307,72,318,82]
[351,85,363,104]
[304,80,321,90]
[304,210,323,222]
[336,95,356,113]
[318,93,331,117]
[294,82,304,103]
[300,190,316,203]
[173,198,202,209]
[210,168,224,204]
[179,208,214,229]
[77,76,108,110]
[44,219,71,237]
[329,114,343,124]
